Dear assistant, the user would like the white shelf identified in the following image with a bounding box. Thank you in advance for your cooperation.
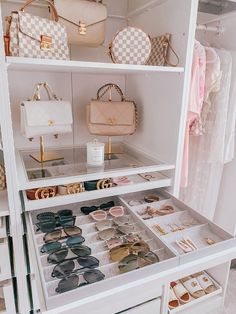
[22,173,172,211]
[6,57,184,75]
[16,144,175,190]
[0,191,9,217]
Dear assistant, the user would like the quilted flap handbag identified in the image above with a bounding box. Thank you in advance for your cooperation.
[5,0,69,59]
[108,26,151,65]
[53,0,107,46]
[21,83,73,139]
[87,84,137,136]
[146,33,179,67]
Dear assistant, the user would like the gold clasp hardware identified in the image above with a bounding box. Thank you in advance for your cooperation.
[40,35,52,50]
[78,21,87,35]
[48,120,55,126]
[108,117,117,125]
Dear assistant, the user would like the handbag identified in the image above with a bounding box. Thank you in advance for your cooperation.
[5,0,69,60]
[21,83,73,139]
[53,0,107,46]
[87,84,137,136]
[146,33,179,67]
[108,26,151,65]
[0,151,6,191]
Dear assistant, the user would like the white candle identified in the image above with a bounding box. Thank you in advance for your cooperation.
[87,139,105,166]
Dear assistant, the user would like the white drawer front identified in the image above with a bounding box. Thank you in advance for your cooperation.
[0,281,16,314]
[0,240,11,281]
[121,298,161,314]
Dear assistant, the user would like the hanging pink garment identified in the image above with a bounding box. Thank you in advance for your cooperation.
[181,41,206,188]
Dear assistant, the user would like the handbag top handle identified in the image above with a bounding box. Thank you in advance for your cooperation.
[20,0,59,22]
[31,82,59,101]
[97,83,125,102]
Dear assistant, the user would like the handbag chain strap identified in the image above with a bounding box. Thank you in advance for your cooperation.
[31,82,59,101]
[97,83,125,101]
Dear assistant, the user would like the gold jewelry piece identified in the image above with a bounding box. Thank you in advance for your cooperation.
[205,238,216,245]
[154,224,167,235]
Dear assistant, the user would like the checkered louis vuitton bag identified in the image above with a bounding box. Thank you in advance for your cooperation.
[0,165,6,191]
[146,33,179,67]
[108,26,151,65]
[4,0,69,60]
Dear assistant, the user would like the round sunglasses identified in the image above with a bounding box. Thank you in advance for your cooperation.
[43,226,82,243]
[40,235,85,254]
[52,256,100,278]
[47,244,91,264]
[80,201,115,215]
[55,270,105,293]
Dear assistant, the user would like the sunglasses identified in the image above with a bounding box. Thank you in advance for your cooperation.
[97,224,136,241]
[43,226,82,243]
[55,270,105,293]
[47,245,91,264]
[105,234,142,250]
[80,201,115,215]
[36,209,75,233]
[52,256,100,278]
[118,251,159,273]
[109,241,150,262]
[41,235,85,254]
[90,206,124,221]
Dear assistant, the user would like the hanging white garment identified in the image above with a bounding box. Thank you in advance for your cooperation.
[180,50,232,220]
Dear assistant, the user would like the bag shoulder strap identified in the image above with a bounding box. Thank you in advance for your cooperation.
[20,0,59,22]
[163,37,179,67]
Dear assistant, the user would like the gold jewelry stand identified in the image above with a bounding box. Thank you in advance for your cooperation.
[30,136,64,163]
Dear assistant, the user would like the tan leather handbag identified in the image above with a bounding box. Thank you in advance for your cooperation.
[53,0,107,46]
[87,84,137,136]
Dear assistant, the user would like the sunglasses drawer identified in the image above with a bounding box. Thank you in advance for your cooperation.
[0,239,11,281]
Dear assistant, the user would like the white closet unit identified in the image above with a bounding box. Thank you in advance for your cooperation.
[0,0,236,313]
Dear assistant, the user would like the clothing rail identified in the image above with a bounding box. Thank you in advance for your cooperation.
[196,24,225,34]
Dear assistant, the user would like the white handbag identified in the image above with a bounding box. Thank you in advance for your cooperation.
[21,83,73,139]
[53,0,107,46]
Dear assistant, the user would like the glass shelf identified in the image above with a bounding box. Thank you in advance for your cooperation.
[16,144,175,190]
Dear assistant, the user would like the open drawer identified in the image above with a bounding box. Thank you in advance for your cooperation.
[119,189,236,263]
[0,238,11,282]
[0,280,16,314]
[26,190,236,312]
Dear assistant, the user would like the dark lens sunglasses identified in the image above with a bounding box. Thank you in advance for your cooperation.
[41,235,85,254]
[80,201,115,215]
[36,209,75,233]
[43,226,82,243]
[55,270,105,293]
[52,256,100,278]
[47,245,91,264]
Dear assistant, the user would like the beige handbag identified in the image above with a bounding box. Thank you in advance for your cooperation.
[0,151,6,191]
[5,0,69,60]
[87,84,137,136]
[108,26,151,65]
[53,0,107,46]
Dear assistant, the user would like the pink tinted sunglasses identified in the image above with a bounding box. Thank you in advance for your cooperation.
[90,206,124,221]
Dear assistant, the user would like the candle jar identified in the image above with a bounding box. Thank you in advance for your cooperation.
[87,140,105,167]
